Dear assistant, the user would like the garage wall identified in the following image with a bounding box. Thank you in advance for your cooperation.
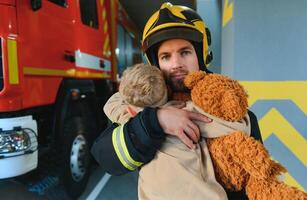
[197,0,222,73]
[221,0,307,192]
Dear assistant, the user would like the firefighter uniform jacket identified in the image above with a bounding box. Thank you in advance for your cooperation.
[91,94,262,174]
[91,106,166,175]
[91,93,262,167]
[91,92,262,200]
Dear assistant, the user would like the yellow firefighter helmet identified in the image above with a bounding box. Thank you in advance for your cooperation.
[142,2,212,69]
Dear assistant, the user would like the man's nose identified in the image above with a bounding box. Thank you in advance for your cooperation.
[171,54,183,70]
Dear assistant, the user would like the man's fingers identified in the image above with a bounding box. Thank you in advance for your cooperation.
[157,107,204,148]
[187,121,200,141]
[177,131,196,149]
[188,111,212,123]
[183,125,198,143]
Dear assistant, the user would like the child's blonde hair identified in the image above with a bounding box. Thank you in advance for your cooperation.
[119,63,168,107]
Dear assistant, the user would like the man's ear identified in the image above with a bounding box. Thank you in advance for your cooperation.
[127,105,138,117]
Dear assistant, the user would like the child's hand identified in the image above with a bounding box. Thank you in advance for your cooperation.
[127,106,138,117]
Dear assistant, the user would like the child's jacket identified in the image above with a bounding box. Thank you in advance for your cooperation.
[138,101,251,200]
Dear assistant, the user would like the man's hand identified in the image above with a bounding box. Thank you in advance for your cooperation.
[157,106,212,149]
[161,100,186,109]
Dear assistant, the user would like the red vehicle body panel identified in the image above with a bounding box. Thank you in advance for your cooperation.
[0,0,137,112]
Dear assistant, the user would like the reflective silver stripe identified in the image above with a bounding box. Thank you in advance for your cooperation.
[112,125,142,171]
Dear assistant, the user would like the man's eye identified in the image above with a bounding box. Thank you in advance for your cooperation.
[160,55,170,61]
[181,50,191,56]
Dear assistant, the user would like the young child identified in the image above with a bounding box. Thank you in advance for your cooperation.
[103,63,168,124]
[104,63,232,200]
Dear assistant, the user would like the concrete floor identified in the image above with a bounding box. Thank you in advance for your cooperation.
[80,169,138,200]
[0,167,138,200]
[0,180,47,200]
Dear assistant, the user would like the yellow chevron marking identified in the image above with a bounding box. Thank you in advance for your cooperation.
[241,81,307,190]
[103,35,110,56]
[259,108,307,166]
[241,81,307,115]
[7,39,19,84]
[284,172,306,192]
[101,5,109,57]
[271,157,303,190]
[106,46,111,56]
[102,9,106,21]
[222,0,233,27]
[104,22,108,33]
[24,67,110,79]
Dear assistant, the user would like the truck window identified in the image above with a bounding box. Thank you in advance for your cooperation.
[79,0,99,29]
[116,24,135,76]
[48,0,67,7]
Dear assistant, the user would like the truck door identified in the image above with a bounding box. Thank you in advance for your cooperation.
[17,0,75,74]
[74,0,112,78]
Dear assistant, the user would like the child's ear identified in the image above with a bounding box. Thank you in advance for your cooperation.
[127,106,138,117]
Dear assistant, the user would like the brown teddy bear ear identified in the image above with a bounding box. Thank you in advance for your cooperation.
[184,71,207,89]
[220,90,248,121]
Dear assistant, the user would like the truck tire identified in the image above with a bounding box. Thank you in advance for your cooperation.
[61,116,91,199]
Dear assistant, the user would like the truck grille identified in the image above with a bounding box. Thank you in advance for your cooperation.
[0,37,3,91]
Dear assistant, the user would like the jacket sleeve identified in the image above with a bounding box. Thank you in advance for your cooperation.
[103,92,131,124]
[248,110,263,143]
[91,107,165,175]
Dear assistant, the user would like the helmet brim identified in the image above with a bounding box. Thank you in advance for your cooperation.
[142,27,203,52]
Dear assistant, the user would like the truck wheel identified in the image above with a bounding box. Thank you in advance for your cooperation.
[62,117,91,199]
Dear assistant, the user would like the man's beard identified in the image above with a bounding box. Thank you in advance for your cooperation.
[165,71,190,92]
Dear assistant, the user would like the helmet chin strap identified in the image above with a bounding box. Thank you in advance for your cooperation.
[145,45,159,67]
[191,41,212,73]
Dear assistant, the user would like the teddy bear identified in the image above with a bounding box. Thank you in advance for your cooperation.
[175,71,307,200]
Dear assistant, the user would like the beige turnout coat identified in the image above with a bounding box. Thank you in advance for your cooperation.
[104,93,251,200]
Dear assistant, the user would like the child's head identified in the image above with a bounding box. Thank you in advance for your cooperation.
[119,63,168,108]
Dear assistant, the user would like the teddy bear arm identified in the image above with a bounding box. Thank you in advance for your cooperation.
[225,131,286,179]
[207,137,250,191]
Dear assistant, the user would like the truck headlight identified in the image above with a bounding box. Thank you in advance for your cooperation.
[0,128,37,154]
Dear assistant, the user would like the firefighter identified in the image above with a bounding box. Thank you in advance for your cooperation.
[91,2,261,199]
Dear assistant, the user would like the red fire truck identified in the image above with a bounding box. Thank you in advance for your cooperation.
[0,0,141,198]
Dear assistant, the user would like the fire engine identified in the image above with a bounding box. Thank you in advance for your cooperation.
[0,0,141,198]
